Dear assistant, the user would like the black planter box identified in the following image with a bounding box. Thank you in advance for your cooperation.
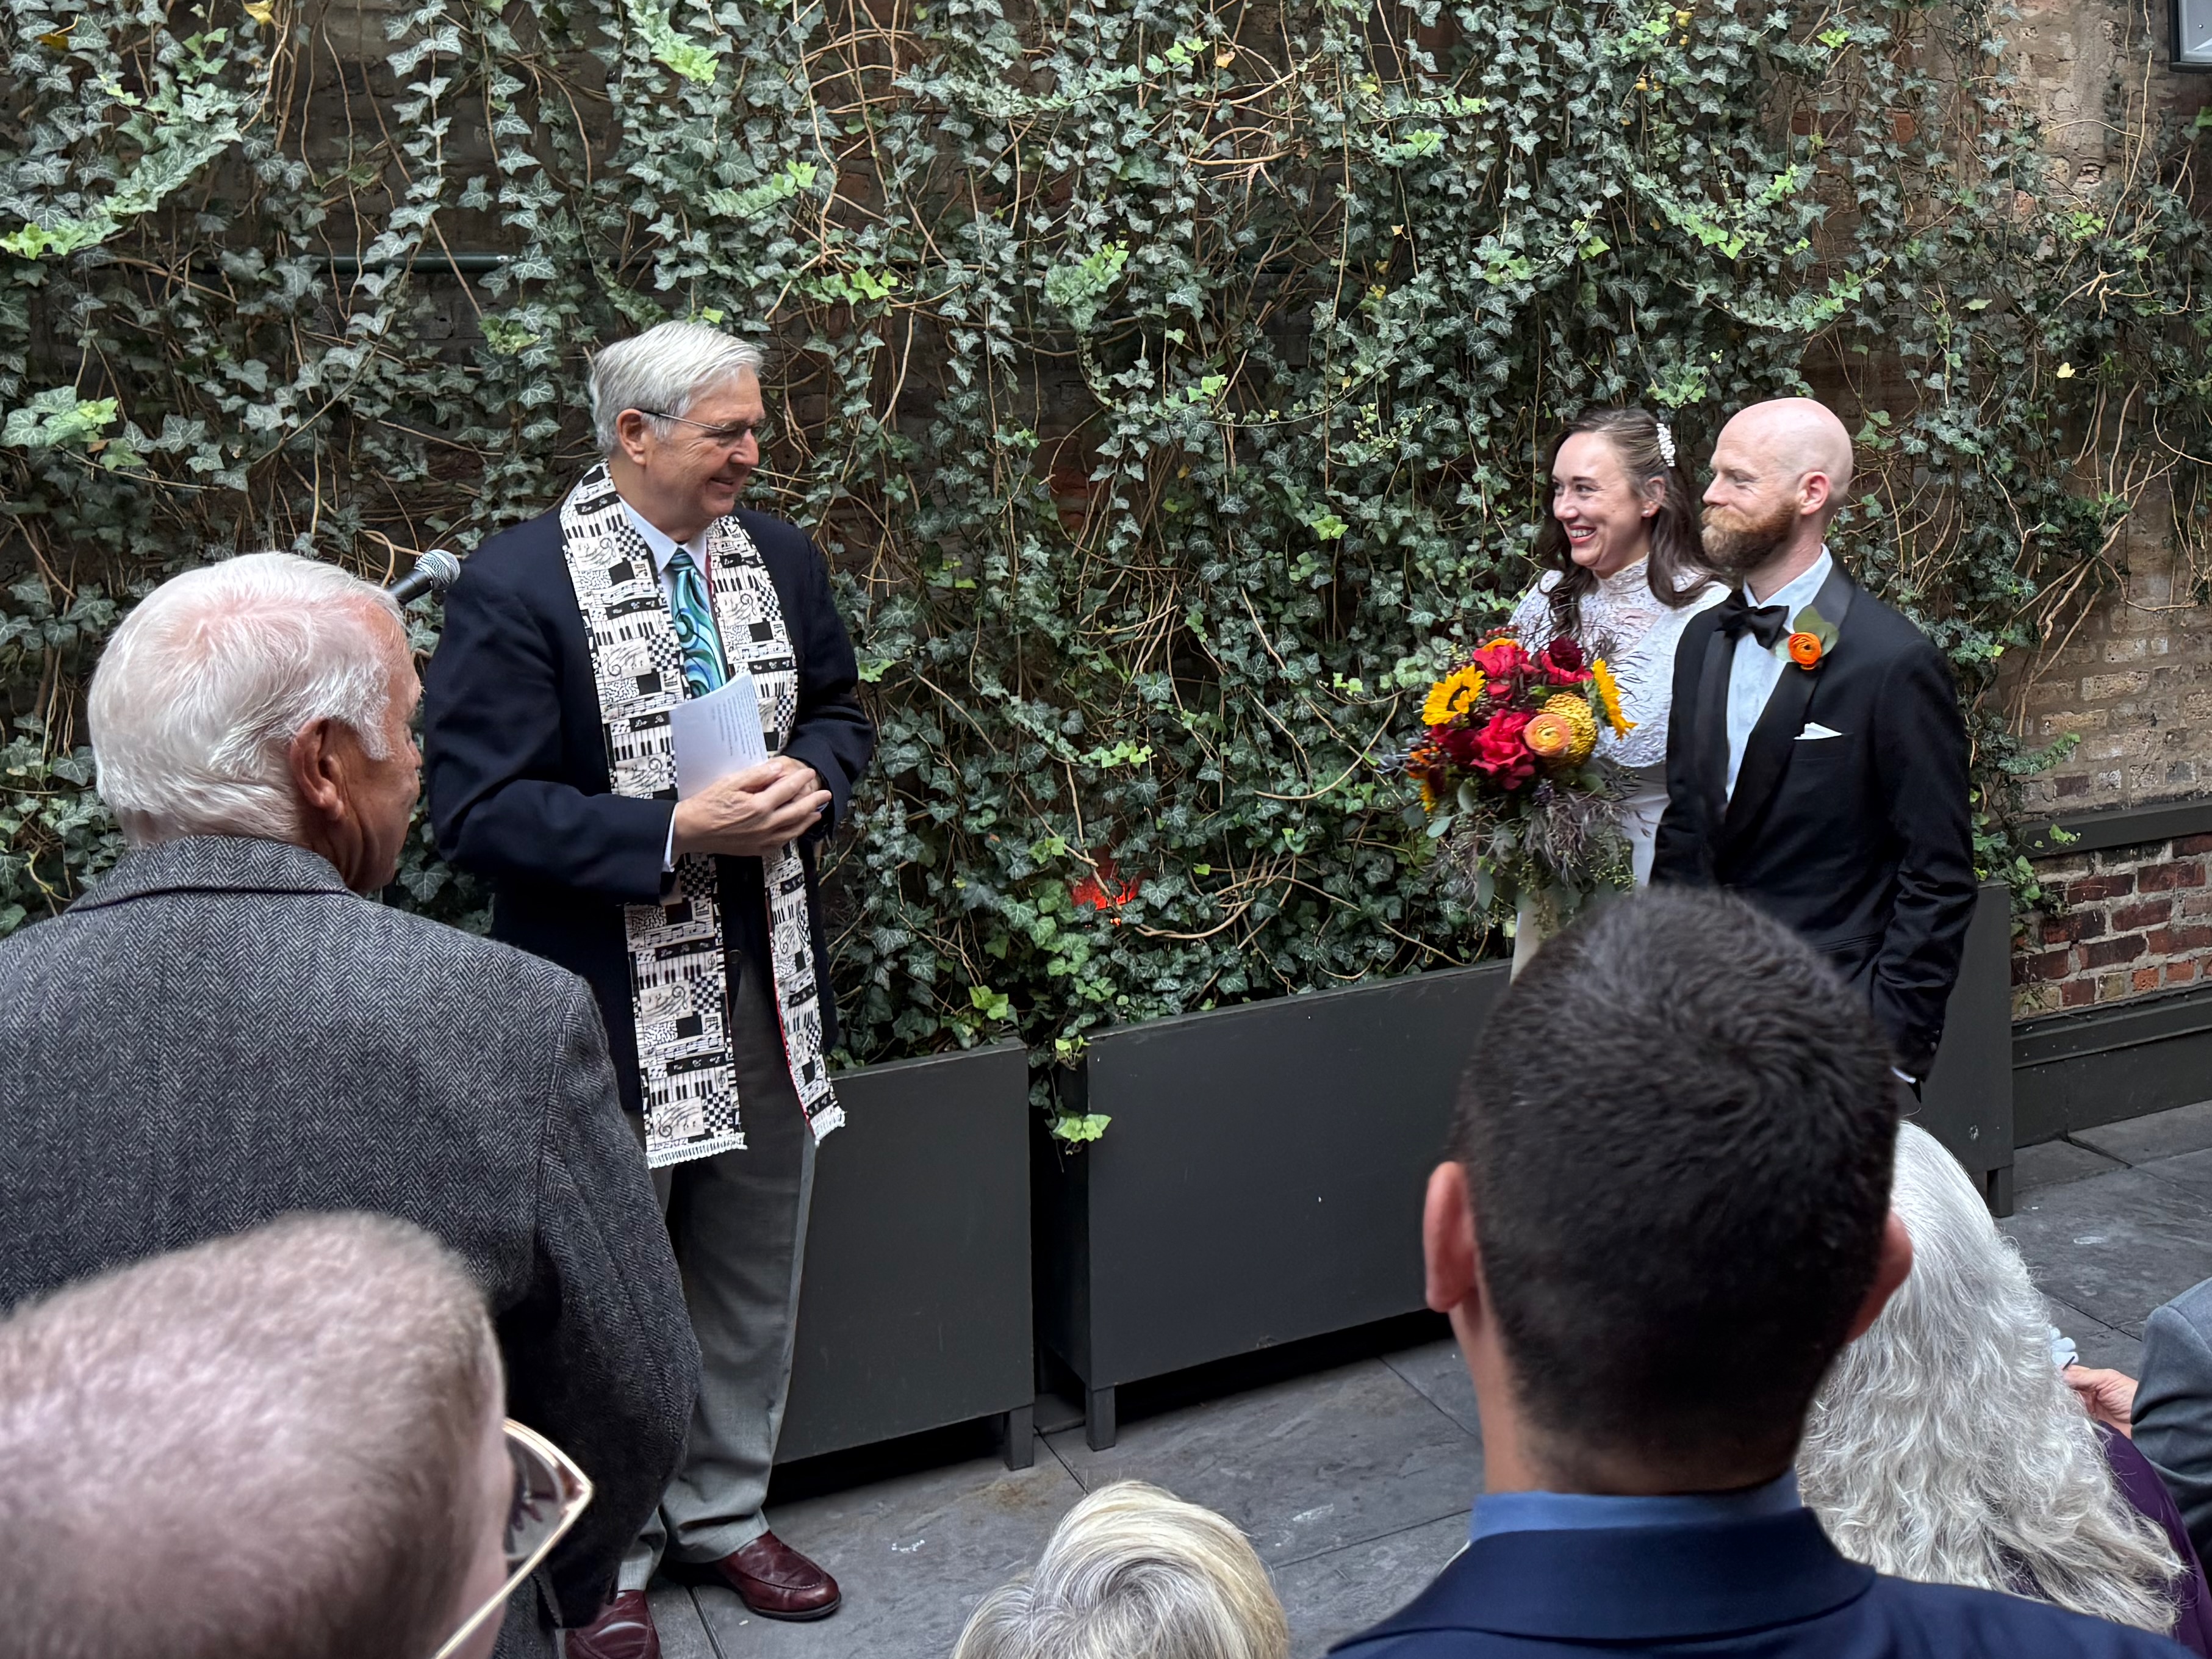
[1037,965,1509,1448]
[777,1038,1036,1468]
[1917,880,2016,1214]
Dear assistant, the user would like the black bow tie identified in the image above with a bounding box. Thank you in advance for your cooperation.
[1716,591,1791,650]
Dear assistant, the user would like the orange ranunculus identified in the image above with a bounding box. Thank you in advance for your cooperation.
[1787,631,1823,668]
[1523,710,1575,759]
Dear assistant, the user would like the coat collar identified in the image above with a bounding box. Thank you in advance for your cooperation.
[1338,1510,1873,1649]
[71,835,353,913]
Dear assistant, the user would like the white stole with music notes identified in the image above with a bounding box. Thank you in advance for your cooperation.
[559,463,842,1167]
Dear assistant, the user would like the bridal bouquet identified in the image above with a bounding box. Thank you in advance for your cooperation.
[1402,633,1637,919]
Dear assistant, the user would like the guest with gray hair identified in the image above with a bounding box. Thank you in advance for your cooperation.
[425,318,875,1655]
[0,1212,559,1659]
[953,1481,1290,1659]
[0,551,694,1658]
[1799,1122,2211,1652]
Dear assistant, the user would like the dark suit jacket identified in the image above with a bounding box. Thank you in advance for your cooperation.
[1332,1511,2192,1657]
[2135,1276,2212,1569]
[0,835,695,1635]
[423,500,875,1110]
[1651,563,1977,1076]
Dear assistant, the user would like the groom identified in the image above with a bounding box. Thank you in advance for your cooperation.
[1651,397,1976,1082]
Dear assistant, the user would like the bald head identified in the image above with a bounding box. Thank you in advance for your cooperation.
[1702,398,1855,591]
[1722,398,1855,508]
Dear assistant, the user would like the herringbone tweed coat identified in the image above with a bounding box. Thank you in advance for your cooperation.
[0,834,698,1642]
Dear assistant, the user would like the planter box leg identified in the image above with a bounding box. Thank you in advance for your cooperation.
[1000,1405,1035,1470]
[1085,1384,1117,1452]
[1985,1164,2014,1221]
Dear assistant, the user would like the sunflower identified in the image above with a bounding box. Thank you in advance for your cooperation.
[1421,663,1487,727]
[1590,658,1633,738]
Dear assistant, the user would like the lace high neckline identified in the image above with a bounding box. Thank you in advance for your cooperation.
[1596,558,1651,597]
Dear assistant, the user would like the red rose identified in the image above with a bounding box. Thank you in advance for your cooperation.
[1470,639,1529,680]
[1467,709,1537,788]
[1541,638,1594,685]
[1434,723,1484,768]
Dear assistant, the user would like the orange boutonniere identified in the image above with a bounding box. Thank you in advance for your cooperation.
[1784,602,1839,672]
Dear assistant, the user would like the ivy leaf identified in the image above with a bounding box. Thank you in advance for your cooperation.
[4,390,120,451]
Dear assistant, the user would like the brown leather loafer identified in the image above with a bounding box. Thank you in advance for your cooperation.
[703,1531,841,1621]
[566,1589,659,1659]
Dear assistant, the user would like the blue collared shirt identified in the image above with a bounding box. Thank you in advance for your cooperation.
[620,499,714,874]
[1725,548,1833,799]
[1469,1470,1803,1546]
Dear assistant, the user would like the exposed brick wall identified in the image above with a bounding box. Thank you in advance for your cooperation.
[1999,2,2212,1013]
[2012,529,2212,815]
[2014,834,2212,1015]
[2004,0,2211,816]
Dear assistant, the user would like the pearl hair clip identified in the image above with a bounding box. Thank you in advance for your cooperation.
[1654,420,1677,468]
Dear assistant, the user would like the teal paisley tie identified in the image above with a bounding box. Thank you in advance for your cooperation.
[664,545,728,697]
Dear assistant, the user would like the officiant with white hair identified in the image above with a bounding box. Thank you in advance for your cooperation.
[425,320,875,1658]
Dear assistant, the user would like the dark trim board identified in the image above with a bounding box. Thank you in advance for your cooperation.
[2014,983,2212,1145]
[2025,797,2212,857]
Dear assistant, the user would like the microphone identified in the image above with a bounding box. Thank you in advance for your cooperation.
[388,547,462,605]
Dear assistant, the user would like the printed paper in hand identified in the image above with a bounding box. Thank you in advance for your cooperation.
[670,672,770,799]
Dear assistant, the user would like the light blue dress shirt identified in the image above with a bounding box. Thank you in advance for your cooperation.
[1725,549,1833,801]
[1468,1470,1803,1546]
[620,500,707,606]
[621,501,711,872]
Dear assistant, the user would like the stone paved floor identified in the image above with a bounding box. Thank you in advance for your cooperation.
[644,1099,2212,1658]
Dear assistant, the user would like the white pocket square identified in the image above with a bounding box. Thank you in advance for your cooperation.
[1795,722,1845,741]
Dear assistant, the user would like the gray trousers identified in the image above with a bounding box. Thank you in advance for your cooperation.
[620,959,817,1587]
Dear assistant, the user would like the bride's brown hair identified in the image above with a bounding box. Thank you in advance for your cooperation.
[1532,406,1711,641]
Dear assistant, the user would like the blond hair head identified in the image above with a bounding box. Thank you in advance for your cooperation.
[953,1481,1288,1659]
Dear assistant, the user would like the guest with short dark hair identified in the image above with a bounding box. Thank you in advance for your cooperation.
[0,1213,586,1659]
[0,553,694,1655]
[1800,1123,2208,1653]
[1335,888,2190,1658]
[954,1481,1288,1659]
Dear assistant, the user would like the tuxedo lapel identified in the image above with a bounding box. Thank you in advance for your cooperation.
[1690,620,1733,842]
[1719,565,1856,851]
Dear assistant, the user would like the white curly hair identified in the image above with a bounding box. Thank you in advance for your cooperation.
[1798,1121,2183,1633]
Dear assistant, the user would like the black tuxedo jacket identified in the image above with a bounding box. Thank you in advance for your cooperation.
[1332,1510,2191,1657]
[422,500,875,1112]
[1651,563,1975,1077]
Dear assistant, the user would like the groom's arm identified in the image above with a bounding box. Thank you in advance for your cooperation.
[1867,639,1978,1078]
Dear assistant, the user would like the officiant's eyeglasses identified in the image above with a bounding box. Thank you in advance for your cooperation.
[636,408,775,449]
[429,1420,594,1659]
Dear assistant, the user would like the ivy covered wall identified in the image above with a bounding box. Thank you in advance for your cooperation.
[6,0,2212,1100]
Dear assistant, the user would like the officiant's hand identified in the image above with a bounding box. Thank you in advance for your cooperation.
[671,757,828,859]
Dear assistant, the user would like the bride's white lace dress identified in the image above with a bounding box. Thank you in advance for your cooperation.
[1508,560,1725,886]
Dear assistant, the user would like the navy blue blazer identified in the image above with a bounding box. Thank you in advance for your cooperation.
[1333,1511,2192,1658]
[422,500,875,1113]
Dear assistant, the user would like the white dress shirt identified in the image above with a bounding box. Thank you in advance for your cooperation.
[1725,548,1832,801]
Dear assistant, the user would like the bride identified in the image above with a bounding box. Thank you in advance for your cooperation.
[1508,405,1721,888]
